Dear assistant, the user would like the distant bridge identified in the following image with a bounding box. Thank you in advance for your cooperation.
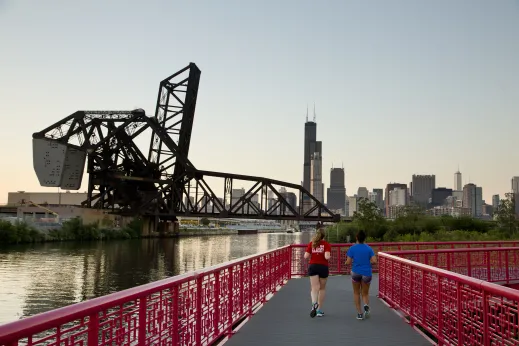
[32,63,340,232]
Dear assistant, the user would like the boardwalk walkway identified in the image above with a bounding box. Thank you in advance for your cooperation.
[225,275,430,346]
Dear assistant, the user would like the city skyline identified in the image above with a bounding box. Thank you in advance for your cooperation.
[1,1,518,203]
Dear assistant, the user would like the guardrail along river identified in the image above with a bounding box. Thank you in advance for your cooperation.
[0,232,311,324]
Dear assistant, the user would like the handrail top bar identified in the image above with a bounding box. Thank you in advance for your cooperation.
[291,241,519,247]
[0,245,291,341]
[378,252,519,300]
[385,247,519,255]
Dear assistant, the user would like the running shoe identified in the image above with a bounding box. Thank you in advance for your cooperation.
[310,302,318,318]
[356,313,364,320]
[316,309,324,317]
[363,305,370,319]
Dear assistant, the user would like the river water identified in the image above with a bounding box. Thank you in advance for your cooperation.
[0,232,311,324]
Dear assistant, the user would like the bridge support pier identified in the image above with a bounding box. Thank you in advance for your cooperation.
[280,220,299,230]
[157,221,180,236]
[142,217,180,237]
[142,216,156,237]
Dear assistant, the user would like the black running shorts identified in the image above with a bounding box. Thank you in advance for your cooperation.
[308,264,329,278]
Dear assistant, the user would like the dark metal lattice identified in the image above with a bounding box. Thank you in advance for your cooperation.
[33,63,340,223]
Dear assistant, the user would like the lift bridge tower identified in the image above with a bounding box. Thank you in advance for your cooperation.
[32,63,340,234]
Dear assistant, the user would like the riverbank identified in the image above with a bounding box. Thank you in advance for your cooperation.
[178,228,238,236]
[178,228,290,236]
[0,219,292,245]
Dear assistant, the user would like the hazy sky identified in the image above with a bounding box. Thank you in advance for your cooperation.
[1,0,518,203]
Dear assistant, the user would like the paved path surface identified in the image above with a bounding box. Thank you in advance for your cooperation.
[225,275,430,346]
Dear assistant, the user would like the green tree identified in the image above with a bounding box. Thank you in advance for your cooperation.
[394,205,425,235]
[496,193,518,236]
[353,198,385,237]
[200,217,210,226]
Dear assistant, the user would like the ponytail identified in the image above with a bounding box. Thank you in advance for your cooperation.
[311,228,325,249]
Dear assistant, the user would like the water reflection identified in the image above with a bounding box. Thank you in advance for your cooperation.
[0,232,311,324]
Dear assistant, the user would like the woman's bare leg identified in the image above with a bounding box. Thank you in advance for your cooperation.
[352,282,362,314]
[309,275,320,304]
[318,277,327,309]
[361,282,370,306]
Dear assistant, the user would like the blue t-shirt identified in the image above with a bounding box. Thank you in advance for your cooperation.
[346,243,375,277]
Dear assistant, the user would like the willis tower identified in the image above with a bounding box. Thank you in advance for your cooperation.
[302,105,323,212]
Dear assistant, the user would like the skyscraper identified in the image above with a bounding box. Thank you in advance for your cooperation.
[302,112,317,192]
[431,188,453,207]
[357,187,369,199]
[492,194,500,212]
[302,106,322,211]
[327,167,346,213]
[372,188,384,211]
[412,174,436,207]
[310,150,324,203]
[512,176,519,194]
[454,169,462,191]
[385,183,407,217]
[513,177,519,217]
[462,183,483,217]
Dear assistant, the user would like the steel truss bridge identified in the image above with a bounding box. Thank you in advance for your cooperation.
[32,63,340,231]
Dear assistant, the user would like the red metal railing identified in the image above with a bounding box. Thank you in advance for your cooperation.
[290,241,519,276]
[2,241,519,346]
[379,248,519,345]
[0,246,291,346]
[387,247,519,284]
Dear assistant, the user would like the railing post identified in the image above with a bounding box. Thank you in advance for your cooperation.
[486,251,491,282]
[88,312,99,345]
[255,258,260,306]
[195,275,203,346]
[437,275,443,345]
[505,249,510,284]
[421,269,426,327]
[239,263,244,314]
[286,247,291,282]
[288,245,293,278]
[213,271,220,336]
[248,259,254,316]
[138,296,147,345]
[483,290,489,346]
[391,259,395,306]
[227,266,234,337]
[273,251,278,289]
[378,256,383,298]
[467,251,472,278]
[514,249,518,280]
[172,285,179,345]
[446,252,451,272]
[399,262,403,308]
[456,281,462,344]
[337,246,342,274]
[409,261,414,325]
[269,254,273,294]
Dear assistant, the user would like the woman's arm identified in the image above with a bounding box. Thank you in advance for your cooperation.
[304,251,310,260]
[370,255,377,264]
[324,251,331,260]
[345,256,352,265]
